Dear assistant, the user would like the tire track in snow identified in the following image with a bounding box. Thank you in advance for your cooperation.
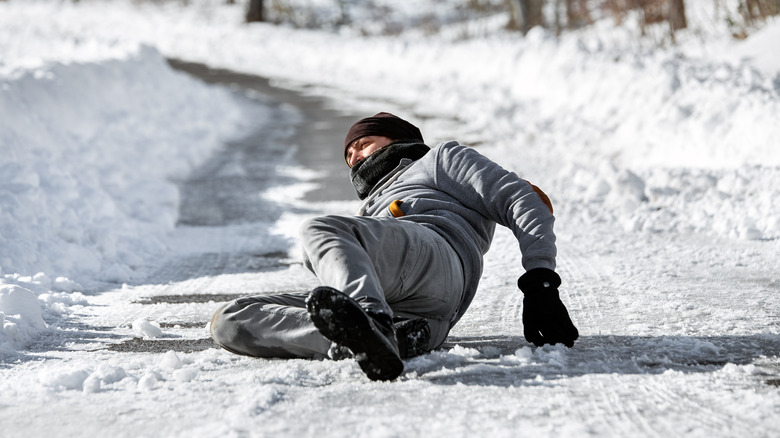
[551,230,768,436]
[551,236,667,436]
[556,236,626,338]
[566,371,756,436]
[641,377,754,434]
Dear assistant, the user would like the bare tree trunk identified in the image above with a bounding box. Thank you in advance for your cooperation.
[507,0,521,30]
[246,0,264,23]
[336,0,350,26]
[668,0,687,31]
[566,0,592,28]
[744,0,780,20]
[554,0,563,34]
[507,0,545,34]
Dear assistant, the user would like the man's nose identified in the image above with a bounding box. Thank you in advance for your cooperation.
[348,152,361,168]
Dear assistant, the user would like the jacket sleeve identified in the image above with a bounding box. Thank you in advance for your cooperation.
[433,141,557,271]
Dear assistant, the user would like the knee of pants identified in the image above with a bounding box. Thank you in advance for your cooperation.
[299,217,327,267]
[299,216,351,263]
[209,304,230,342]
[209,303,244,354]
[299,215,329,234]
[299,216,341,243]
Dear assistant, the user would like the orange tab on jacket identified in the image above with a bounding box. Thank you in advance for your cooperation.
[389,199,405,217]
[524,180,554,214]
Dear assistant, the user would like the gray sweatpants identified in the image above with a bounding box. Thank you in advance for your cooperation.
[210,215,465,358]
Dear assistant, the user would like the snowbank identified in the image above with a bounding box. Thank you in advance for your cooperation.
[0,45,248,281]
[1,44,254,349]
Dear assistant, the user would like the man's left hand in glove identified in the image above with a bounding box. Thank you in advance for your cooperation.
[518,268,579,348]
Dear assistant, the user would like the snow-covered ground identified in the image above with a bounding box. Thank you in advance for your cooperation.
[1,0,779,436]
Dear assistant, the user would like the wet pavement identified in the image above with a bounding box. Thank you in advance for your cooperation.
[167,59,358,206]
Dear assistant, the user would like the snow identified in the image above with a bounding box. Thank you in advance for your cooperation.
[1,0,779,436]
[0,283,47,347]
[0,44,252,281]
[131,317,164,339]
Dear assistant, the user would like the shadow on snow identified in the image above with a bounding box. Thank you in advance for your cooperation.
[405,333,780,386]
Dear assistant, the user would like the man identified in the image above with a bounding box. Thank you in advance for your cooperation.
[210,112,578,381]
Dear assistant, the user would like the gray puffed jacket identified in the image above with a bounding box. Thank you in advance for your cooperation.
[357,140,557,325]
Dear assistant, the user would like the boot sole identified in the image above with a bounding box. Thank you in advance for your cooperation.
[306,287,404,381]
[395,317,431,359]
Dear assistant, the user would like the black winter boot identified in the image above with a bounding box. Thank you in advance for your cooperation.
[306,286,404,381]
[394,317,431,359]
[325,317,431,360]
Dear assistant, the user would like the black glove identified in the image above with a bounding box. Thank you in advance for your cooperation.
[518,268,579,348]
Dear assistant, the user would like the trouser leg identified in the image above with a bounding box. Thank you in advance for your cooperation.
[301,215,465,351]
[211,215,466,359]
[210,292,331,359]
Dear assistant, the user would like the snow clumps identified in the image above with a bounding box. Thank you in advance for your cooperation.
[1,273,86,352]
[0,283,47,351]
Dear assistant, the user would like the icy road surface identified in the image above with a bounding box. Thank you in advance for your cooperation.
[2,63,779,437]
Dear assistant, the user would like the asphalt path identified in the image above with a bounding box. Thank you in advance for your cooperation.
[167,59,358,206]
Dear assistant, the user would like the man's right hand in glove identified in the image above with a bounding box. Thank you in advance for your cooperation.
[518,268,579,348]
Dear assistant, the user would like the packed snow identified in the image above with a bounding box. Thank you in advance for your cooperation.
[1,0,779,436]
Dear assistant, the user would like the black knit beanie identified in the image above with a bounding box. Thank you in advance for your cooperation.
[344,112,424,159]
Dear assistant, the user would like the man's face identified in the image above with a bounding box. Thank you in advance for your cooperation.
[345,135,394,168]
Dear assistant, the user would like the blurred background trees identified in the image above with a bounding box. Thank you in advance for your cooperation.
[114,0,779,41]
[599,0,687,40]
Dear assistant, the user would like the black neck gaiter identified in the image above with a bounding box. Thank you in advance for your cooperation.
[349,141,430,200]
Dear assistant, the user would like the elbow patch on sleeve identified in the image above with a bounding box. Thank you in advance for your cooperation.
[525,180,554,214]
